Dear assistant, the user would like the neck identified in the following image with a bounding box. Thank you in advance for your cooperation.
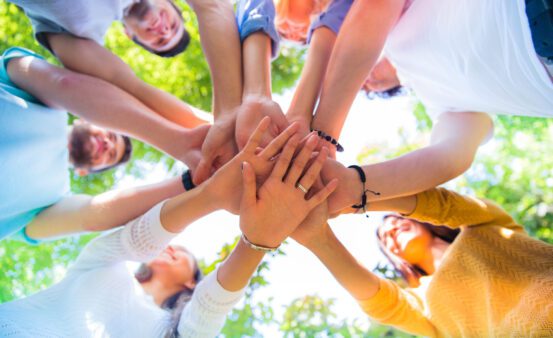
[141,279,182,306]
[417,237,449,276]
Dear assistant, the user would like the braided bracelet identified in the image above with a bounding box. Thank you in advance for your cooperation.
[311,129,344,152]
[348,165,381,217]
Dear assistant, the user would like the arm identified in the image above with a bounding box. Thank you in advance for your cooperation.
[323,111,493,213]
[46,33,208,129]
[306,227,437,337]
[286,27,337,134]
[7,55,209,164]
[25,177,185,240]
[311,0,405,139]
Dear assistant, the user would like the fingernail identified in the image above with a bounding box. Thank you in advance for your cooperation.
[241,161,246,171]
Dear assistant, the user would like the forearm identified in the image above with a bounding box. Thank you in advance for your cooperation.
[217,238,265,291]
[312,0,404,139]
[188,0,243,117]
[47,33,208,128]
[242,32,272,98]
[287,27,336,125]
[7,57,199,160]
[307,225,380,300]
[26,177,185,239]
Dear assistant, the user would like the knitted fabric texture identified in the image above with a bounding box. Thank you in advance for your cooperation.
[359,188,553,337]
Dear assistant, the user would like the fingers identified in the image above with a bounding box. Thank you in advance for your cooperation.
[270,135,300,180]
[284,134,319,186]
[240,161,257,209]
[307,178,339,209]
[297,147,328,191]
[193,157,212,185]
[242,116,271,155]
[259,122,300,160]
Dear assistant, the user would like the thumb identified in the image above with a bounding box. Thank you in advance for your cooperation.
[193,157,213,185]
[240,161,257,210]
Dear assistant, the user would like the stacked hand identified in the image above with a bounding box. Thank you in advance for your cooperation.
[239,129,338,248]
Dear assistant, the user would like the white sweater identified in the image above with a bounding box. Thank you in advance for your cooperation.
[385,0,553,121]
[0,202,245,338]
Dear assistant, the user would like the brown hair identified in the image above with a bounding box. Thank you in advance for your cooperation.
[376,214,460,287]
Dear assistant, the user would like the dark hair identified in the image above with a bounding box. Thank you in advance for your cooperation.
[88,136,133,174]
[134,247,203,338]
[376,214,460,287]
[365,85,405,100]
[131,1,190,57]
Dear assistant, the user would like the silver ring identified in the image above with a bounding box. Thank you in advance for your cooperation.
[296,183,308,194]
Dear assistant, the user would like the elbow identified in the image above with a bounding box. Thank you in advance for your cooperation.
[436,147,476,182]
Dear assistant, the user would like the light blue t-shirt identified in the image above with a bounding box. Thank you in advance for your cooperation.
[0,47,70,242]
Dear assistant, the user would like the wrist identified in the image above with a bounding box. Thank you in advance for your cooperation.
[306,225,335,254]
[240,233,280,253]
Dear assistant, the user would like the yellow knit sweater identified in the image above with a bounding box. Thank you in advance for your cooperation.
[359,188,553,337]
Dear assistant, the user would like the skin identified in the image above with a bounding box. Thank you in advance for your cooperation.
[123,0,186,52]
[362,58,401,93]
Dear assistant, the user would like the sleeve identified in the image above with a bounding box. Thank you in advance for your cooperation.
[0,47,45,104]
[306,0,353,44]
[177,266,246,337]
[235,0,280,58]
[408,188,523,231]
[358,278,438,338]
[68,201,176,273]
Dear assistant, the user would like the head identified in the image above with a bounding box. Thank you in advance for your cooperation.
[135,245,202,337]
[376,215,460,287]
[68,120,133,176]
[362,58,403,99]
[123,0,190,57]
[275,0,330,43]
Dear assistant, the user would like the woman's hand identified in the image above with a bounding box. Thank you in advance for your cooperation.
[239,134,338,248]
[205,117,300,214]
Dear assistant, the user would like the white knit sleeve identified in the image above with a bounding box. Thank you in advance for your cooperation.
[177,267,246,338]
[69,201,176,273]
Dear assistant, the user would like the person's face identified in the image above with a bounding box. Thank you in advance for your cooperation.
[82,126,127,172]
[378,216,433,264]
[124,0,184,52]
[276,1,315,42]
[362,58,401,93]
[148,245,196,289]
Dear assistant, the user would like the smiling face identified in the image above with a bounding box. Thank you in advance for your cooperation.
[362,58,401,93]
[123,0,186,53]
[68,122,130,175]
[378,216,433,265]
[148,245,197,289]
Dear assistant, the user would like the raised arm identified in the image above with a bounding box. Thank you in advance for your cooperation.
[311,0,405,140]
[46,33,208,128]
[7,54,208,165]
[323,111,493,214]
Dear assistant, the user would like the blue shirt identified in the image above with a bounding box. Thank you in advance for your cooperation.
[0,47,70,242]
[236,0,353,57]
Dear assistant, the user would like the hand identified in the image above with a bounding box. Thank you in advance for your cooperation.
[194,115,238,185]
[239,134,338,248]
[290,179,331,247]
[321,159,361,216]
[235,96,290,151]
[205,117,300,214]
[178,124,211,174]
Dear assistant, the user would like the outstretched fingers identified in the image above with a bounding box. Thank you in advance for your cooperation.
[307,178,339,209]
[284,133,319,186]
[270,135,300,180]
[242,116,272,155]
[240,161,257,210]
[297,147,329,192]
[259,122,300,160]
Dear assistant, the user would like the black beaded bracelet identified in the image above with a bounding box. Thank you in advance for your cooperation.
[311,129,344,152]
[181,169,196,191]
[348,165,380,217]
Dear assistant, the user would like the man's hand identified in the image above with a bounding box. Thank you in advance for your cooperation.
[179,124,211,174]
[205,117,300,214]
[235,96,290,150]
[239,135,338,248]
[194,115,238,185]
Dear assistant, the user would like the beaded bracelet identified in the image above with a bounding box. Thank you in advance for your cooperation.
[348,165,381,217]
[311,129,344,152]
[241,234,280,253]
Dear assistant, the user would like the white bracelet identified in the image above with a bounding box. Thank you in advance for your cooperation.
[241,234,280,253]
